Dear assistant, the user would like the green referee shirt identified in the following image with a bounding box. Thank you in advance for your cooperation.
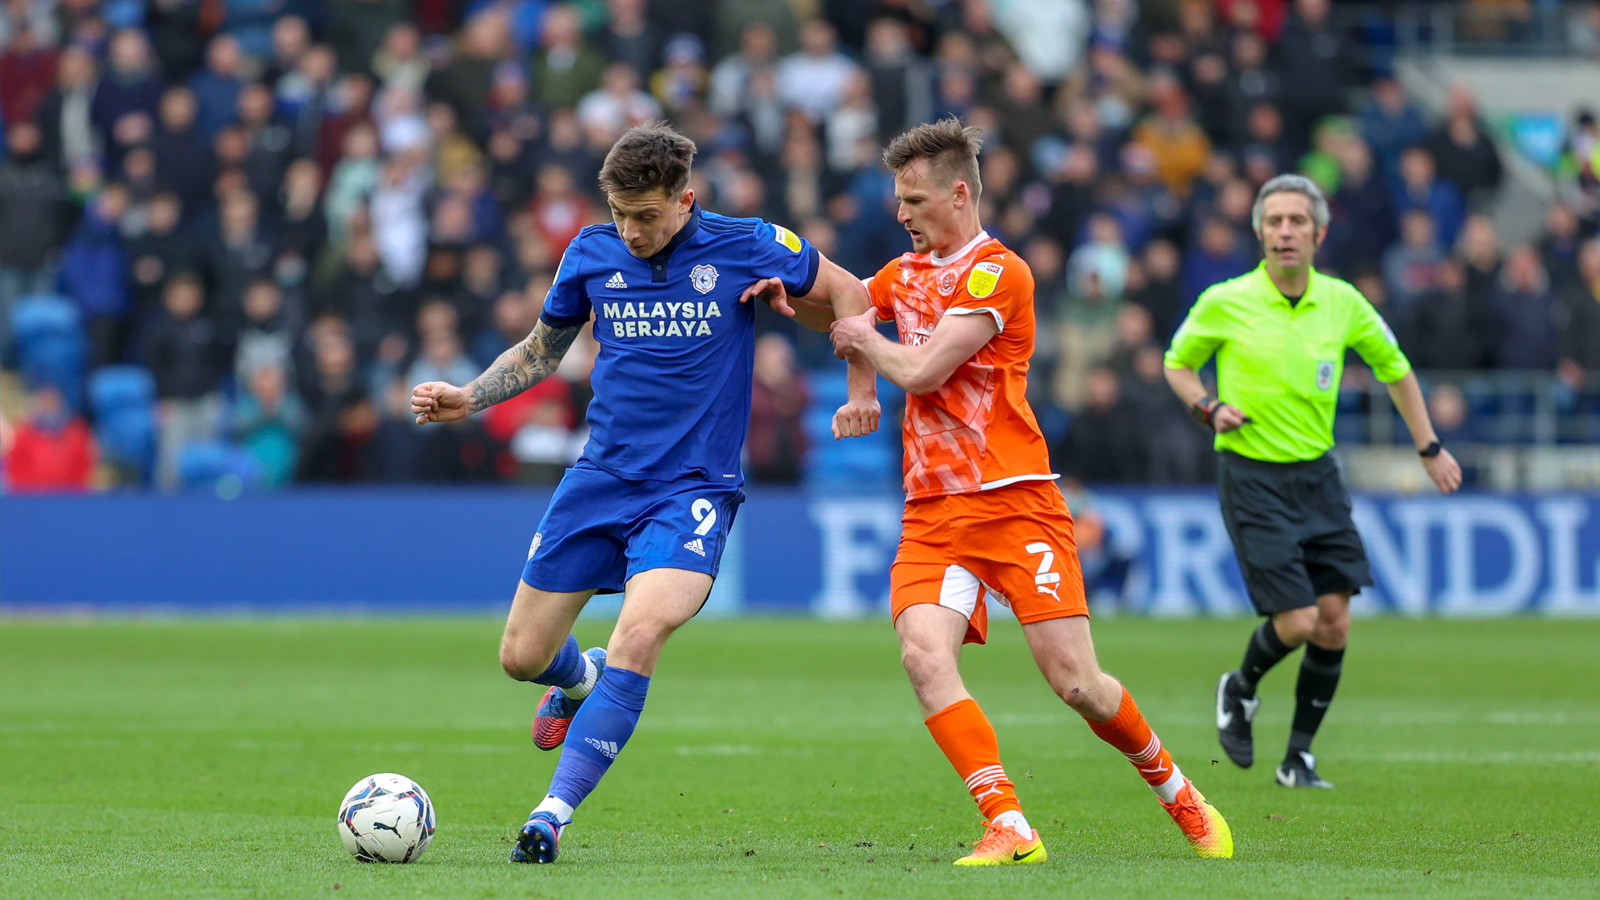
[1164,262,1411,463]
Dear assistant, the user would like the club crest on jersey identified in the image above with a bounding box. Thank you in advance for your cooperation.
[967,261,1004,298]
[1316,360,1335,391]
[773,225,802,253]
[937,269,959,296]
[691,264,719,294]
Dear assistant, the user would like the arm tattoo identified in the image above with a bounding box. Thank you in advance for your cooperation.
[466,320,582,413]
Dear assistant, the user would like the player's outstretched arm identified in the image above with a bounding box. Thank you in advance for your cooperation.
[1386,370,1462,494]
[741,255,872,332]
[411,320,582,424]
[831,308,996,396]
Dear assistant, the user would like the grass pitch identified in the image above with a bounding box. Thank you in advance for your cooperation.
[2,615,1597,899]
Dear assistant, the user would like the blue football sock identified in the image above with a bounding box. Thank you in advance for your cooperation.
[531,634,584,688]
[547,667,650,812]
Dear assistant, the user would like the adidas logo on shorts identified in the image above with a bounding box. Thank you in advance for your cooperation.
[683,538,706,557]
[606,271,627,289]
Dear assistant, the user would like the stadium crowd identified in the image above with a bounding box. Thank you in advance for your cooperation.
[1,0,1598,492]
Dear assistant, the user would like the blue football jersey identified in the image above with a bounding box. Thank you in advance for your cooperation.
[539,204,819,484]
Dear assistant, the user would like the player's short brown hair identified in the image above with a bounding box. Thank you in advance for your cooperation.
[882,118,984,200]
[598,123,697,198]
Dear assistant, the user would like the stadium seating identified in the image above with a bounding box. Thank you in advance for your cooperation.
[10,295,87,409]
[89,366,158,485]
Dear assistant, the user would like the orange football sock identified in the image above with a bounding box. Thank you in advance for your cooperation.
[925,698,1021,820]
[1085,686,1185,802]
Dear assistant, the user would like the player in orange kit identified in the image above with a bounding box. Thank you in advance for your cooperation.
[762,119,1234,865]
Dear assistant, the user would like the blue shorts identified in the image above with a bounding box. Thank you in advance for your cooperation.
[521,461,745,595]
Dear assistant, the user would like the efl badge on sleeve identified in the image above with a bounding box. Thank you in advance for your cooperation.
[773,225,802,253]
[691,264,719,294]
[1316,360,1335,391]
[967,261,1004,298]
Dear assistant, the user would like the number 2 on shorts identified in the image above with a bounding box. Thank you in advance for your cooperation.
[1026,542,1061,597]
[691,498,718,536]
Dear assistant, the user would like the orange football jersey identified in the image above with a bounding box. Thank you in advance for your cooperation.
[865,231,1057,500]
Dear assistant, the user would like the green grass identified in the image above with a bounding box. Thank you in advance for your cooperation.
[2,616,1597,899]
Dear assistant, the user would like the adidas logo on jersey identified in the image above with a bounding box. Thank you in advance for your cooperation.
[683,538,706,557]
[584,738,619,759]
[606,271,628,289]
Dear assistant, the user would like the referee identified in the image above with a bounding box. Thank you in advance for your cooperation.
[1163,175,1462,789]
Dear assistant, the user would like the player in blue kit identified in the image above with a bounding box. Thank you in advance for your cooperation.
[410,123,877,864]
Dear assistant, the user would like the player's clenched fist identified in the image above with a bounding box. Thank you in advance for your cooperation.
[832,398,881,440]
[411,381,472,424]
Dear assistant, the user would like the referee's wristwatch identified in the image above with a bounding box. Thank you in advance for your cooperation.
[1418,439,1444,458]
[1190,395,1223,428]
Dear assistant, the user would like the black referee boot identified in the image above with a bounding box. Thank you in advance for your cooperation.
[1215,671,1259,768]
[1275,751,1334,789]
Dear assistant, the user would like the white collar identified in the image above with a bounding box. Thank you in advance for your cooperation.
[930,231,990,267]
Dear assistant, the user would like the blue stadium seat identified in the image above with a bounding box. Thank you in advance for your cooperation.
[11,294,87,408]
[177,441,262,493]
[89,366,158,483]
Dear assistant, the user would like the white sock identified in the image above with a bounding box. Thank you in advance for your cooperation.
[534,795,575,826]
[563,654,599,700]
[1152,767,1186,805]
[994,809,1033,837]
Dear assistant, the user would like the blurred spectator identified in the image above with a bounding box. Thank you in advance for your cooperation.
[3,385,97,492]
[1557,238,1600,377]
[864,17,934,143]
[596,0,661,83]
[1357,75,1427,189]
[145,274,225,489]
[1427,381,1474,446]
[202,189,276,336]
[578,62,664,142]
[1131,70,1211,197]
[652,34,709,116]
[1052,366,1146,483]
[533,4,607,111]
[993,0,1090,84]
[406,300,481,388]
[529,163,594,255]
[1408,259,1490,370]
[1414,257,1484,369]
[188,34,246,142]
[1274,0,1352,136]
[778,19,855,123]
[35,45,101,172]
[1423,85,1503,210]
[1056,232,1127,410]
[234,278,296,387]
[125,192,189,317]
[1183,216,1255,305]
[1457,213,1504,304]
[94,28,164,173]
[0,122,69,359]
[0,21,58,126]
[1130,238,1185,340]
[709,21,779,118]
[324,124,382,243]
[61,184,131,368]
[426,8,512,134]
[369,156,430,287]
[327,0,409,77]
[373,24,429,97]
[1555,109,1598,235]
[150,86,216,212]
[1396,146,1465,251]
[747,333,809,484]
[233,359,307,489]
[1382,209,1444,313]
[1488,246,1558,369]
[237,82,297,203]
[1538,202,1585,292]
[1324,136,1395,274]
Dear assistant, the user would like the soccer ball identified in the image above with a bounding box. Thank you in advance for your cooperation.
[336,773,436,863]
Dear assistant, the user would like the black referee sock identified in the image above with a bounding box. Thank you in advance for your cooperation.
[1231,621,1294,698]
[1288,642,1345,758]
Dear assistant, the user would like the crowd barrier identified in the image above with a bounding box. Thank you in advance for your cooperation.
[2,488,1598,616]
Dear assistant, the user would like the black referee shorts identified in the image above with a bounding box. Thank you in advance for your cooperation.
[1217,451,1372,616]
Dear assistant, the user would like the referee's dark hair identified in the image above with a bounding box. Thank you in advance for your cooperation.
[598,122,698,199]
[883,117,985,201]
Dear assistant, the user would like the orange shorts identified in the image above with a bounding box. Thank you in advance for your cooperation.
[891,479,1088,644]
